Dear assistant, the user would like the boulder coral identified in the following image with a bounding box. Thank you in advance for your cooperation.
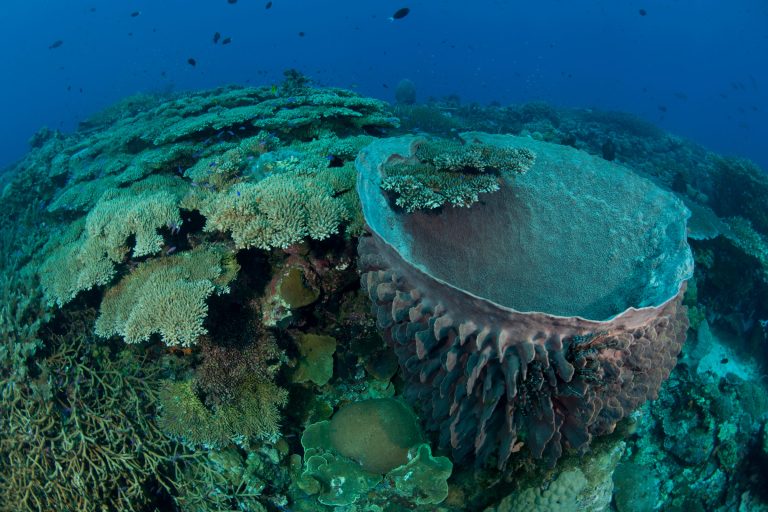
[357,133,693,468]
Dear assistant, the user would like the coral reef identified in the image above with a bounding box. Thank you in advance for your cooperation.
[2,80,767,512]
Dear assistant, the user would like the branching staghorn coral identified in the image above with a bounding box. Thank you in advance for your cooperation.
[0,309,191,512]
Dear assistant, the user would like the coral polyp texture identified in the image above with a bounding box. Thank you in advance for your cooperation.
[380,137,535,212]
[357,132,694,468]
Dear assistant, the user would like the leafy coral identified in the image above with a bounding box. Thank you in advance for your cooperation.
[389,444,453,506]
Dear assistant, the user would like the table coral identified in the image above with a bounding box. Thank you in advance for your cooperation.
[380,136,535,212]
[40,175,189,306]
[194,172,349,250]
[95,243,238,346]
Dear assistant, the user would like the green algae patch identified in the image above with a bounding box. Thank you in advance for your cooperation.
[292,333,337,386]
[328,398,423,473]
[280,266,320,309]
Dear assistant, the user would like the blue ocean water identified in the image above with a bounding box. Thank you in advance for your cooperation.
[0,0,766,171]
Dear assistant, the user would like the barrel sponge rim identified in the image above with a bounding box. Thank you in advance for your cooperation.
[356,132,693,324]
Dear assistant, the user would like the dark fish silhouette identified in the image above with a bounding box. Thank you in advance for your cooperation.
[391,7,410,20]
[48,40,63,49]
[213,32,221,43]
[131,11,140,17]
[187,58,197,66]
[638,8,647,16]
[222,37,232,44]
[298,31,305,37]
[228,0,237,3]
[266,1,273,8]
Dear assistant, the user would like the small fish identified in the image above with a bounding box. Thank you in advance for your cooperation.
[720,357,729,364]
[130,10,140,17]
[390,7,410,20]
[265,1,273,8]
[638,8,647,16]
[271,84,278,95]
[213,31,221,43]
[48,40,64,49]
[298,31,305,37]
[228,0,237,3]
[187,57,197,66]
[222,37,232,44]
[658,105,667,112]
[236,190,241,197]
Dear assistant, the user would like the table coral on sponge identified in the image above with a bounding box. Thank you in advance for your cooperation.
[356,132,694,469]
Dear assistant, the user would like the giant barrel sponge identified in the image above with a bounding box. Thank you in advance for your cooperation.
[357,132,693,468]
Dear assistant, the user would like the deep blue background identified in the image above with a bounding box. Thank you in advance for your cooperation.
[1,0,766,171]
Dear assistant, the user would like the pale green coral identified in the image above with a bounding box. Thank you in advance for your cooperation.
[380,137,535,212]
[94,244,238,346]
[389,444,453,506]
[158,377,288,447]
[40,176,189,306]
[192,172,348,250]
[38,219,116,307]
